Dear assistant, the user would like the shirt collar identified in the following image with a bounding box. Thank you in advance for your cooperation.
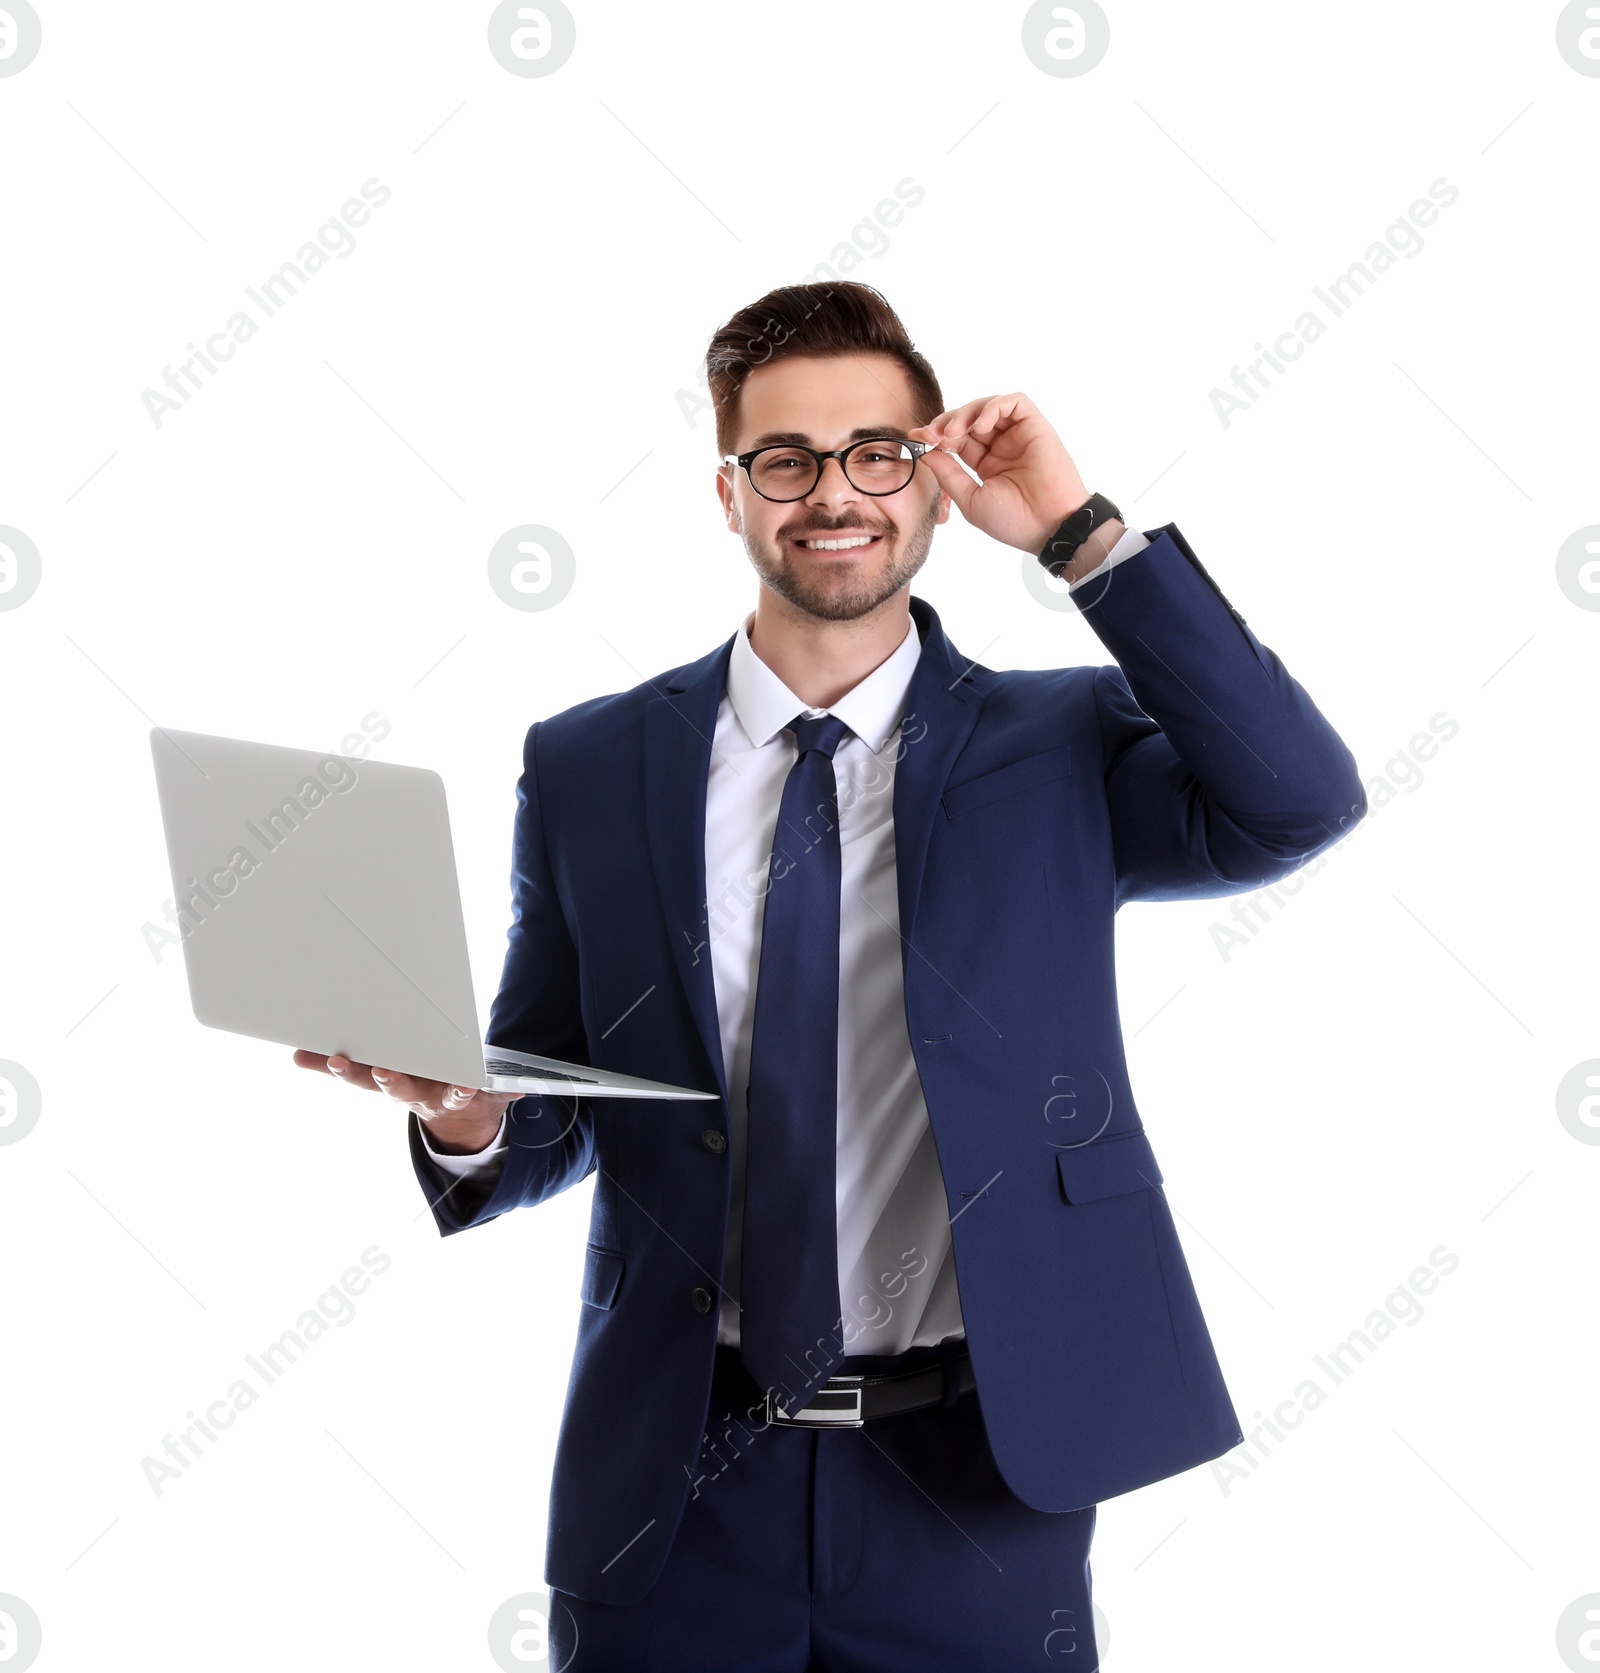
[726,608,924,755]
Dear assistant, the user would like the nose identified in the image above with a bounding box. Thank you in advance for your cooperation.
[805,454,860,508]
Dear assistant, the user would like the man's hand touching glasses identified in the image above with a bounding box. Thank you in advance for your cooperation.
[909,394,1101,557]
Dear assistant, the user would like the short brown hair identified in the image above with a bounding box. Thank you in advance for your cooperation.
[705,281,944,457]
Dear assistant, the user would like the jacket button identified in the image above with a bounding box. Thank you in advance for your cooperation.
[700,1129,727,1154]
[691,1287,714,1314]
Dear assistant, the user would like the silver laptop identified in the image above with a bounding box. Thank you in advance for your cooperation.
[149,728,718,1101]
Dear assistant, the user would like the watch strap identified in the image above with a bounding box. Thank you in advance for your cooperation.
[1038,492,1125,578]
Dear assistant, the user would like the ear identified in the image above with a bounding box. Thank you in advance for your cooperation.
[715,465,741,534]
[934,487,952,526]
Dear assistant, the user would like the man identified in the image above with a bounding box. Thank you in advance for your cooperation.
[297,282,1366,1669]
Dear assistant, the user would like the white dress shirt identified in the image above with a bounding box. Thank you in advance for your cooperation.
[418,526,1150,1356]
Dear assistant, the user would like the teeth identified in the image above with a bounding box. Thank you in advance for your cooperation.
[800,536,875,550]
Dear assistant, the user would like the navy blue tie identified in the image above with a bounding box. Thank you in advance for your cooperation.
[740,711,852,1413]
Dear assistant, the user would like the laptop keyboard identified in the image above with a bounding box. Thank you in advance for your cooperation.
[483,1058,601,1084]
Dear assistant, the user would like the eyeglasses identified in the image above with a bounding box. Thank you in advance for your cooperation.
[720,436,936,503]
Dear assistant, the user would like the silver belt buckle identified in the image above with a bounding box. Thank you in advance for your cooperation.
[765,1379,864,1429]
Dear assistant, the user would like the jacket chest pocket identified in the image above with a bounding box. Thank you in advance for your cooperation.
[941,745,1074,819]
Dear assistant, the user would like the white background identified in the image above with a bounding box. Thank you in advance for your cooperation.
[1,2,1595,1668]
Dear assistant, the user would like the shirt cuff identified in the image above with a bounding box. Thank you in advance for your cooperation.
[415,1106,510,1178]
[1068,524,1149,589]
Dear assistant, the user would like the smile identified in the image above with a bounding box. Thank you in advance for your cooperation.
[795,534,881,551]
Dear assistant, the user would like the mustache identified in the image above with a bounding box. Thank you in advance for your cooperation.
[781,515,893,537]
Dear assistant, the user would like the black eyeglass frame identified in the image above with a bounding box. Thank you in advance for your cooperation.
[719,436,938,502]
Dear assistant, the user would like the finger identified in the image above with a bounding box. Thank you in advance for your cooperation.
[929,424,994,477]
[910,400,973,454]
[293,1049,334,1075]
[914,430,978,466]
[908,418,956,448]
[371,1070,481,1114]
[927,395,998,439]
[953,433,995,474]
[918,448,981,518]
[965,396,1014,443]
[975,393,1036,436]
[368,1067,437,1103]
[945,393,1038,459]
[935,406,1010,475]
[324,1054,385,1091]
[950,397,1024,460]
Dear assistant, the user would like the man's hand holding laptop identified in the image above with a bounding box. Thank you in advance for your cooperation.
[151,729,719,1115]
[292,1050,511,1154]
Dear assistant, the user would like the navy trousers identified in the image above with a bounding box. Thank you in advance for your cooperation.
[549,1343,1099,1671]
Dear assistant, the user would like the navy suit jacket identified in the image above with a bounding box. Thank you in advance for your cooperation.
[412,524,1367,1605]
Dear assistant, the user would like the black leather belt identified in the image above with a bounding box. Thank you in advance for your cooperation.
[757,1352,976,1429]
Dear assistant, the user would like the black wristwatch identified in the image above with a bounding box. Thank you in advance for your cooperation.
[1037,492,1124,579]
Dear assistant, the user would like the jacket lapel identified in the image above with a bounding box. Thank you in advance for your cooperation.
[893,596,984,953]
[644,635,737,1104]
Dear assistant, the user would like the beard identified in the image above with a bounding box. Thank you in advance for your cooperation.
[739,493,941,623]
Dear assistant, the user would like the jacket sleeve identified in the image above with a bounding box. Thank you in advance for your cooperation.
[1072,523,1367,907]
[411,719,597,1236]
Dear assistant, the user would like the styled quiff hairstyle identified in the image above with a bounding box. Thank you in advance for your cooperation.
[705,282,944,458]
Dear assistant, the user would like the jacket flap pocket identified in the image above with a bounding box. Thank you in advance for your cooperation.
[941,744,1073,819]
[581,1244,625,1310]
[1056,1129,1163,1204]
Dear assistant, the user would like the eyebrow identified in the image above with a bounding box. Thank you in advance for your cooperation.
[744,424,913,449]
